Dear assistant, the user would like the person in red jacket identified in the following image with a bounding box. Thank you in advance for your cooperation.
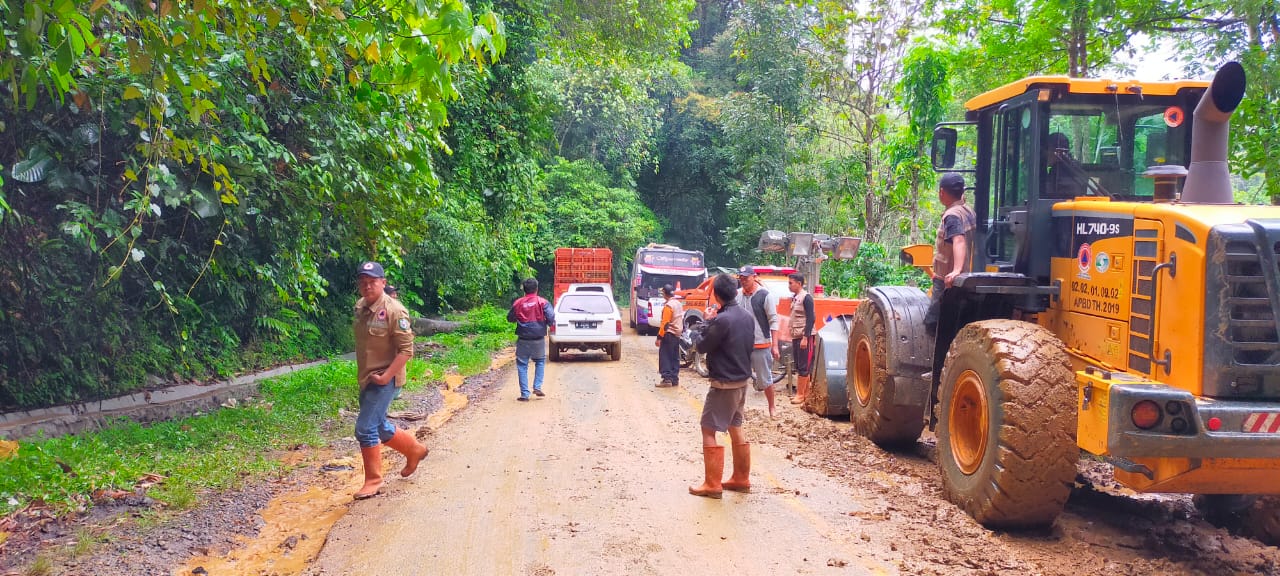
[507,278,555,401]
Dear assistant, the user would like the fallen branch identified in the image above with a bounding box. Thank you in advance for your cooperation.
[411,317,463,336]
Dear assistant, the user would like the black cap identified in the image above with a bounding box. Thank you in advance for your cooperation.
[939,172,965,194]
[356,261,385,278]
[737,265,757,276]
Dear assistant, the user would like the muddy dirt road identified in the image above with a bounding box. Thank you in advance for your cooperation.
[307,331,1280,576]
[307,332,901,575]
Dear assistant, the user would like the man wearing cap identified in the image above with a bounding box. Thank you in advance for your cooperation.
[507,278,555,401]
[736,266,781,417]
[924,173,977,336]
[352,261,430,500]
[655,284,684,388]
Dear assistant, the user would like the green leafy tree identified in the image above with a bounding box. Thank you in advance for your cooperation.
[1165,2,1280,201]
[530,158,663,286]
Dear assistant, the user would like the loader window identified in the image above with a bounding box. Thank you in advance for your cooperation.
[988,102,1035,268]
[1046,100,1191,201]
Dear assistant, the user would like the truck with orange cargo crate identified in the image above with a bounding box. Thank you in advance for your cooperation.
[552,248,613,304]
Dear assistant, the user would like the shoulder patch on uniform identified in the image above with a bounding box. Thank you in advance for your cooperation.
[398,318,410,331]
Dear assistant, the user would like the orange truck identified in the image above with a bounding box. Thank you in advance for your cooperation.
[677,265,859,333]
[552,248,613,303]
[675,264,861,403]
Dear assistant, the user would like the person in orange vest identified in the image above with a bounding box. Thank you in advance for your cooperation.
[655,284,684,388]
[351,261,430,500]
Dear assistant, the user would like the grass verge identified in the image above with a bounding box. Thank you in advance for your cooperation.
[0,306,512,519]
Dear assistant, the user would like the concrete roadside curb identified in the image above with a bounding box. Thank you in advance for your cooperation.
[0,359,333,441]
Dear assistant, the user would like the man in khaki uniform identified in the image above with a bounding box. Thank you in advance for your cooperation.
[352,261,429,500]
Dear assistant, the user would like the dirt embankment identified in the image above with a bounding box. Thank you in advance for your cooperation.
[5,334,1279,576]
[746,409,1280,576]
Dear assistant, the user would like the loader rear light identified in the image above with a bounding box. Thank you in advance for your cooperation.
[1131,400,1162,430]
[1207,417,1223,431]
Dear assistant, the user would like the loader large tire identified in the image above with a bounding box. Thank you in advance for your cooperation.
[803,337,832,415]
[936,320,1077,528]
[847,303,926,448]
[1245,496,1280,546]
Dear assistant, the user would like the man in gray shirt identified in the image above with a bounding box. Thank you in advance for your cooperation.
[736,266,781,418]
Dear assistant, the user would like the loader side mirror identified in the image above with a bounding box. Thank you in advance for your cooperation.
[932,127,958,169]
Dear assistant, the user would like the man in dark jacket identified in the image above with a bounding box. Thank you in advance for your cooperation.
[689,274,756,499]
[507,278,555,401]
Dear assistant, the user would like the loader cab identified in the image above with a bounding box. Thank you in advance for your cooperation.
[933,77,1208,284]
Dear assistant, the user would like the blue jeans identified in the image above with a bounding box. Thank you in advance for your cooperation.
[515,339,546,398]
[515,355,546,398]
[355,379,401,448]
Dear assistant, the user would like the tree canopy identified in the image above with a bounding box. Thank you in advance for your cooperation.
[2,0,1277,409]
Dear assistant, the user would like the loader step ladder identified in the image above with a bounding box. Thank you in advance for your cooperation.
[1129,220,1163,376]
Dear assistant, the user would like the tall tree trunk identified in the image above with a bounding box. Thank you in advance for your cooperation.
[1069,1,1089,77]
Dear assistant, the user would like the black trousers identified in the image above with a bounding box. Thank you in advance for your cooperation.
[658,333,681,383]
[924,277,945,335]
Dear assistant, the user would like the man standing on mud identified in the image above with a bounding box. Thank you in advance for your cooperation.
[924,172,977,336]
[352,261,430,500]
[737,267,781,417]
[655,284,684,388]
[787,273,815,406]
[507,278,555,401]
[689,274,755,499]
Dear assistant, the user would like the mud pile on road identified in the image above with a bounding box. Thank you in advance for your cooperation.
[746,407,1280,576]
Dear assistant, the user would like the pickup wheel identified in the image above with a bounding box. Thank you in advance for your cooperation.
[548,342,561,362]
[610,343,622,361]
[847,302,925,448]
[936,320,1077,528]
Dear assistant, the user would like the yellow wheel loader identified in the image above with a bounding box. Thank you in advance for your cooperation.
[850,61,1280,541]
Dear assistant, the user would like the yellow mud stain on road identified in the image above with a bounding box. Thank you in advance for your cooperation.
[175,484,350,576]
[174,353,514,576]
[489,348,514,370]
[427,374,469,431]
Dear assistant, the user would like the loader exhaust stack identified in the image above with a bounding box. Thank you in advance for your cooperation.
[1182,61,1246,204]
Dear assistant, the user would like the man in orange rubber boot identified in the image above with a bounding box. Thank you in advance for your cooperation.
[352,261,430,500]
[689,274,755,498]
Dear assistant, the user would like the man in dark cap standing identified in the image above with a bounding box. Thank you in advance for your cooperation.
[924,173,977,336]
[655,284,684,388]
[351,261,430,500]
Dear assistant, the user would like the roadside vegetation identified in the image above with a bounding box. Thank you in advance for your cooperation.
[1,2,1275,410]
[0,307,511,519]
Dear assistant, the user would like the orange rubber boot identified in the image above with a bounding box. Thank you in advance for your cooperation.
[688,446,725,499]
[791,376,810,404]
[385,429,429,477]
[354,446,383,500]
[722,442,751,493]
